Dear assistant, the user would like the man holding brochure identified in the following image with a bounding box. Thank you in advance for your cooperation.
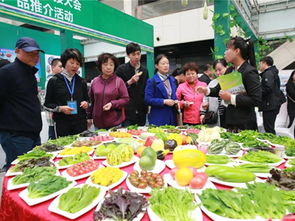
[197,37,261,131]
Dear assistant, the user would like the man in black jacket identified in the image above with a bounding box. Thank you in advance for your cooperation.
[116,43,149,126]
[0,37,44,171]
[259,56,282,134]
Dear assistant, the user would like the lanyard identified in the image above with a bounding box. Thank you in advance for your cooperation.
[63,75,76,101]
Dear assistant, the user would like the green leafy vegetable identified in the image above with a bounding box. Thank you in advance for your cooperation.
[149,187,197,221]
[10,157,53,172]
[59,184,100,213]
[46,135,78,146]
[12,167,56,185]
[206,155,231,164]
[58,153,90,166]
[199,182,293,219]
[240,151,281,163]
[27,175,71,199]
[17,150,52,162]
[235,163,271,173]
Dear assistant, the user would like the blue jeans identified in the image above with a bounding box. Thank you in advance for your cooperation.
[0,132,41,171]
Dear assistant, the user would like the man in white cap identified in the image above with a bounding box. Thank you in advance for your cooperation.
[0,37,44,171]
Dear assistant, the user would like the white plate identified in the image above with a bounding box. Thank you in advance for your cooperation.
[19,180,76,206]
[54,156,93,169]
[85,170,127,190]
[163,174,216,194]
[95,192,146,221]
[285,160,295,168]
[48,184,106,220]
[217,149,244,158]
[208,177,264,188]
[282,153,295,159]
[126,174,167,194]
[7,170,60,190]
[254,172,271,178]
[133,159,166,173]
[165,160,176,169]
[11,152,58,165]
[196,195,281,221]
[57,149,94,158]
[102,156,139,168]
[61,165,102,181]
[5,170,22,177]
[92,155,107,160]
[237,159,285,167]
[147,205,202,221]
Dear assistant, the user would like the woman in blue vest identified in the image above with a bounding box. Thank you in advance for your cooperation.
[144,54,177,126]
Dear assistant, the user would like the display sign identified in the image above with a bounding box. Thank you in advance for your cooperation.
[1,0,82,24]
[0,48,16,63]
[217,71,246,95]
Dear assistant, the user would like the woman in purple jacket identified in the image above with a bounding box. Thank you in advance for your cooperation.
[87,53,129,129]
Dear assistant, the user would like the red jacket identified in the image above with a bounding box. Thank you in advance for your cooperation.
[88,74,129,129]
[176,80,207,124]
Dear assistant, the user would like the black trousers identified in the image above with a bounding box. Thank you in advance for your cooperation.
[55,119,87,137]
[263,109,279,134]
[122,112,147,127]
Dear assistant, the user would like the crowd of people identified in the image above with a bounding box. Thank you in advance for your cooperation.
[0,36,295,171]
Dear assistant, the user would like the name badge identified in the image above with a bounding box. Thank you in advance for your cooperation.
[67,101,78,115]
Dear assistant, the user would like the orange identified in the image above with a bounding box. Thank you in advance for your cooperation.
[175,168,193,186]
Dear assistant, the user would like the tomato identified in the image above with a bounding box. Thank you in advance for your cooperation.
[189,176,207,189]
[195,172,208,180]
[189,167,198,177]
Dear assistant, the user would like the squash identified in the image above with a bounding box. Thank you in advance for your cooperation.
[173,149,206,169]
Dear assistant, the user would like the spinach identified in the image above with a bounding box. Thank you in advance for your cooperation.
[12,167,56,185]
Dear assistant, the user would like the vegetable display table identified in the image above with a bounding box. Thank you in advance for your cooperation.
[0,154,228,221]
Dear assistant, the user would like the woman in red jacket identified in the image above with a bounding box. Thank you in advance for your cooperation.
[87,53,129,129]
[176,62,207,125]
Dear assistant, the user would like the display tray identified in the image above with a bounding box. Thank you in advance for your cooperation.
[85,170,128,190]
[19,180,76,206]
[147,205,203,221]
[133,159,166,174]
[48,184,106,220]
[7,170,60,191]
[196,195,280,221]
[95,192,146,221]
[126,174,167,194]
[61,165,102,181]
[163,173,216,194]
[208,177,264,188]
[54,156,93,169]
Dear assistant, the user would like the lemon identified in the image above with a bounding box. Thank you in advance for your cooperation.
[175,168,193,186]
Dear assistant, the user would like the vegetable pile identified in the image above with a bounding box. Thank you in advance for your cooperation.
[149,187,197,221]
[267,168,295,190]
[58,184,100,213]
[128,170,164,189]
[235,163,271,173]
[208,139,241,155]
[66,159,99,177]
[12,167,57,185]
[34,143,63,152]
[27,175,71,199]
[58,153,90,166]
[206,155,231,164]
[17,150,53,162]
[205,165,256,183]
[10,157,54,172]
[240,150,282,163]
[199,182,295,219]
[94,187,148,221]
[90,167,123,186]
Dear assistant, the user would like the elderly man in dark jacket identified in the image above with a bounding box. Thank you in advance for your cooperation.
[259,56,283,134]
[0,37,44,171]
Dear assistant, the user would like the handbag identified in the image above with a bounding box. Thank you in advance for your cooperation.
[204,111,218,124]
[279,90,286,104]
